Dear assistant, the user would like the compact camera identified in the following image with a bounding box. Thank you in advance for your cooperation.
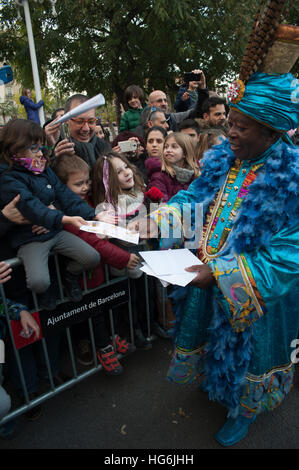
[118,140,138,153]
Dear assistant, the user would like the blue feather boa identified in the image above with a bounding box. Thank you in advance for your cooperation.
[204,298,253,416]
[191,138,299,254]
[169,286,253,415]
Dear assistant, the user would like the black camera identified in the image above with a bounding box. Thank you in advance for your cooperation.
[183,72,202,83]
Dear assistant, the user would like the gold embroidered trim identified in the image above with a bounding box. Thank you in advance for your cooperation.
[245,362,293,382]
[201,173,230,260]
[237,255,264,317]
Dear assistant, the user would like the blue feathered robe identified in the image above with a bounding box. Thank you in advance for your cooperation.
[151,137,299,418]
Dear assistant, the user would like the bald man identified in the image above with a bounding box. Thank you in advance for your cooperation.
[148,90,169,113]
[147,90,191,131]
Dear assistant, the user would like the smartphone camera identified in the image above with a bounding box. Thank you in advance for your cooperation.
[184,72,202,83]
[118,140,138,153]
[61,122,70,140]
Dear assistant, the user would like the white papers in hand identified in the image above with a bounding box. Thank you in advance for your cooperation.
[80,221,139,244]
[139,248,202,287]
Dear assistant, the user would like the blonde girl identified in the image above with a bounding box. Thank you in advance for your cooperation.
[92,151,145,215]
[147,132,200,202]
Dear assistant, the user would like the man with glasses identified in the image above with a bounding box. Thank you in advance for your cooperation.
[45,94,111,168]
[148,91,169,113]
[148,88,206,133]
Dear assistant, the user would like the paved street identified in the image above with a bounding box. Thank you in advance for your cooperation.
[1,337,299,450]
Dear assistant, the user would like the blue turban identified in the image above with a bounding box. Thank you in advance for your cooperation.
[228,72,299,132]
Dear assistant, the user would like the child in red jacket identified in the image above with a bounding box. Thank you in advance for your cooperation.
[54,155,139,375]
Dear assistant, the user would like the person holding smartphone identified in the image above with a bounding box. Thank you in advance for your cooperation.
[174,69,205,113]
[148,70,208,132]
[111,131,147,183]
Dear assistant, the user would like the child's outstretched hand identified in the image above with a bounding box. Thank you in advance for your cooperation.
[20,310,40,340]
[127,254,140,269]
[62,215,88,229]
[95,210,118,225]
[128,217,159,239]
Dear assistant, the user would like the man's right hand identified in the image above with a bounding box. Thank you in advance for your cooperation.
[20,310,40,340]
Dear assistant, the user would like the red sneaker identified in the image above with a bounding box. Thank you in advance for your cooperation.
[97,345,123,375]
[112,335,134,355]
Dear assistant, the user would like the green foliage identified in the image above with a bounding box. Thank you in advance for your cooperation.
[0,100,19,123]
[0,0,298,117]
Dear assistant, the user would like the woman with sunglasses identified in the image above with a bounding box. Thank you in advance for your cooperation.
[0,119,104,310]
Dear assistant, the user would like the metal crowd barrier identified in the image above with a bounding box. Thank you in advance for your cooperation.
[0,253,168,426]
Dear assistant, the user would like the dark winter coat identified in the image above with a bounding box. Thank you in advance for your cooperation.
[0,163,95,249]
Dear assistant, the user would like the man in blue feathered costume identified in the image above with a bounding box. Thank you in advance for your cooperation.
[141,70,299,446]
